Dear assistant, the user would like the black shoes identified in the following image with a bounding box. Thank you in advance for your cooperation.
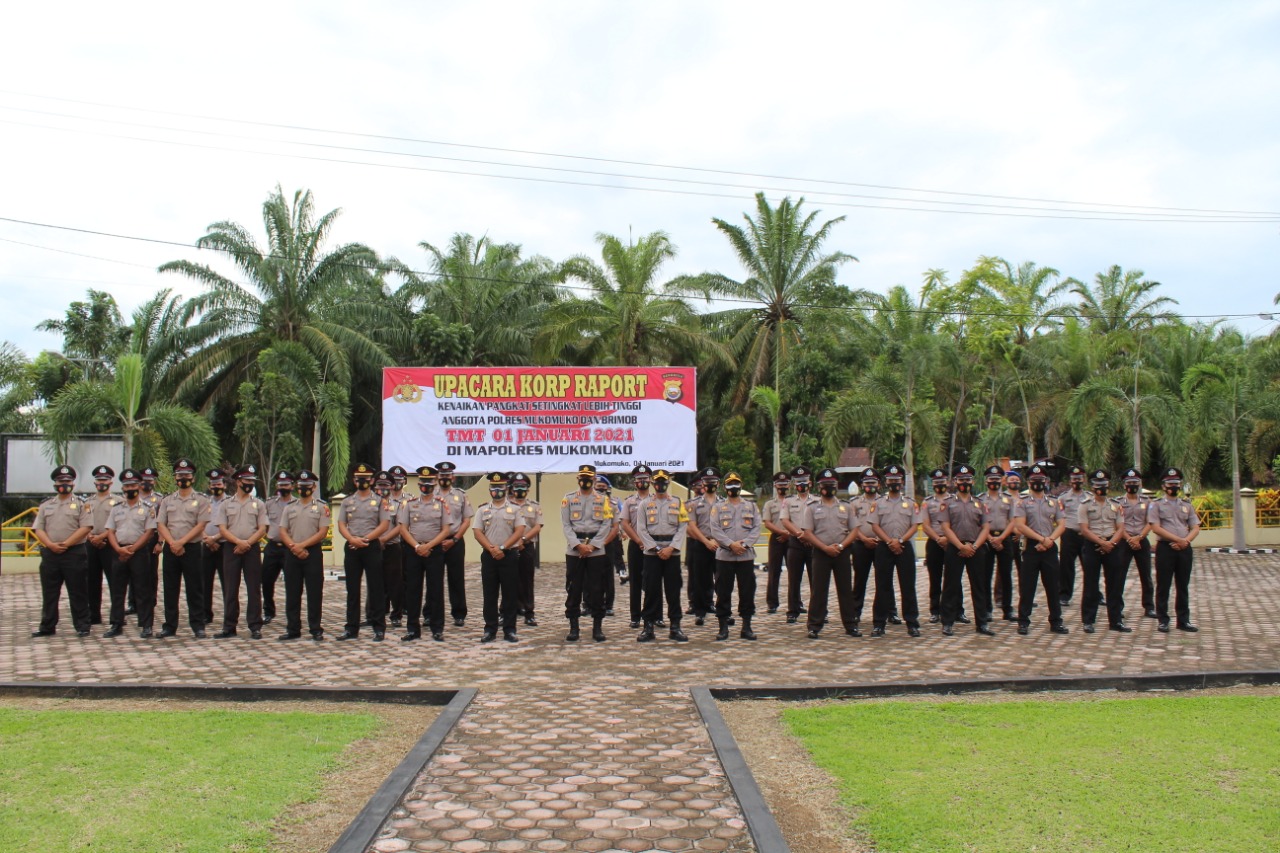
[887,614,903,625]
[846,627,862,637]
[1051,624,1069,634]
[694,615,705,626]
[103,626,123,638]
[335,631,358,641]
[592,625,607,643]
[76,629,91,637]
[262,615,274,624]
[1017,625,1030,636]
[1109,623,1133,633]
[277,633,301,641]
[941,624,954,636]
[1082,623,1095,634]
[212,629,235,639]
[481,630,497,643]
[158,628,178,639]
[605,609,614,616]
[637,624,656,643]
[956,614,972,624]
[311,631,324,641]
[504,630,518,643]
[629,620,640,629]
[431,632,444,641]
[454,618,465,627]
[1158,622,1170,633]
[525,616,538,627]
[250,630,263,639]
[870,626,886,638]
[976,624,995,636]
[669,626,689,642]
[1002,612,1017,622]
[785,615,798,624]
[401,632,420,642]
[907,626,921,638]
[1144,608,1158,619]
[565,622,580,642]
[193,628,208,639]
[741,622,757,641]
[372,631,385,642]
[389,619,402,629]
[806,629,820,639]
[767,607,778,614]
[654,619,666,628]
[1177,623,1199,632]
[140,628,153,639]
[928,614,940,624]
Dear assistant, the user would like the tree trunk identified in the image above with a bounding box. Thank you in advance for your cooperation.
[1132,396,1142,471]
[948,383,965,477]
[1231,408,1245,551]
[903,414,915,500]
[312,418,322,488]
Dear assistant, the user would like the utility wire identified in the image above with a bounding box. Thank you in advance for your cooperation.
[2,89,1278,217]
[1,214,1272,322]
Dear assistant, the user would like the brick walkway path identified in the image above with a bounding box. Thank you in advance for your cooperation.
[3,552,1278,852]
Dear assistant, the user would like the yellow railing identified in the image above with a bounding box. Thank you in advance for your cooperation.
[1258,507,1280,528]
[1197,508,1233,530]
[1,507,40,556]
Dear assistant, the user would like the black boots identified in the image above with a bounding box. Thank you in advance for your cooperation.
[637,621,656,642]
[740,617,756,640]
[566,617,580,642]
[715,618,730,641]
[669,621,689,642]
[592,617,606,642]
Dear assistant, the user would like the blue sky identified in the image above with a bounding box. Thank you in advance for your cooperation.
[2,0,1278,357]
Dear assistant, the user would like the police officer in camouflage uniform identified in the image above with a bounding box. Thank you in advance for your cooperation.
[104,468,156,637]
[31,465,93,637]
[710,472,760,641]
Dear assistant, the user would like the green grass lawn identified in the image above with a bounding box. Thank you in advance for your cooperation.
[0,706,379,852]
[784,695,1280,853]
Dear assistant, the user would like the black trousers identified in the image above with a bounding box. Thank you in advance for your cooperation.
[343,541,385,634]
[628,539,645,621]
[715,559,756,620]
[283,547,324,636]
[86,541,112,623]
[222,543,263,632]
[443,538,468,620]
[1080,543,1126,626]
[983,537,1017,618]
[404,546,446,634]
[942,543,988,627]
[808,548,856,633]
[162,543,205,633]
[260,539,287,621]
[849,541,876,625]
[873,542,920,628]
[110,547,154,629]
[382,541,404,620]
[38,544,90,634]
[687,543,716,615]
[784,544,810,616]
[518,539,539,618]
[765,535,787,611]
[482,548,520,632]
[1116,538,1154,611]
[604,538,622,611]
[642,552,683,624]
[924,538,946,616]
[201,542,225,626]
[565,552,608,619]
[1018,542,1064,627]
[1059,528,1083,602]
[1155,541,1194,626]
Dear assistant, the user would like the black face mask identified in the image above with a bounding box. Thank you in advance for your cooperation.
[375,487,390,498]
[776,488,788,497]
[957,482,972,493]
[176,477,193,489]
[95,481,110,492]
[1070,479,1083,489]
[578,477,594,490]
[1030,481,1046,492]
[1125,484,1140,494]
[124,489,139,500]
[862,484,877,495]
[635,482,650,491]
[210,487,224,497]
[1164,484,1180,495]
[511,488,528,499]
[987,480,1002,491]
[795,484,809,493]
[55,483,74,495]
[933,484,947,493]
[419,482,434,494]
[490,489,506,500]
[654,481,669,493]
[726,486,741,497]
[141,483,154,493]
[439,476,454,488]
[297,486,313,498]
[355,479,372,491]
[1093,486,1109,496]
[704,484,718,495]
[239,482,255,494]
[887,482,901,493]
[278,487,293,497]
[820,485,836,497]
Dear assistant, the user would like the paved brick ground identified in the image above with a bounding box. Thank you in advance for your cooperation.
[3,551,1278,852]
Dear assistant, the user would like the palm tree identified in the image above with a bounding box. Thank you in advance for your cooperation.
[35,289,130,379]
[535,231,721,366]
[961,256,1068,346]
[1070,265,1179,365]
[158,186,395,489]
[1065,365,1185,472]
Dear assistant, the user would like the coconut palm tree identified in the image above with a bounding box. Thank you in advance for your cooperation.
[35,289,130,379]
[1070,265,1179,365]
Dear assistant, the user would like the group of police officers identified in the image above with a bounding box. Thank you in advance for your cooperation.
[29,455,1202,644]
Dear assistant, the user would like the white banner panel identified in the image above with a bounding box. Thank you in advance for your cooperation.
[381,367,697,474]
[3,435,126,495]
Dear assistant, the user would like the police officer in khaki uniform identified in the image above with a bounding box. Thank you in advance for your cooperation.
[869,464,922,637]
[1147,468,1200,632]
[597,475,624,616]
[800,468,858,640]
[562,464,614,642]
[709,472,760,641]
[336,463,391,641]
[85,464,121,625]
[383,465,410,628]
[137,466,163,614]
[31,465,94,637]
[1078,469,1127,632]
[849,469,882,633]
[215,465,268,639]
[620,465,653,628]
[980,465,1020,622]
[260,470,296,625]
[635,469,689,642]
[1012,463,1069,635]
[779,465,817,623]
[685,469,722,625]
[1057,465,1089,607]
[399,466,451,641]
[940,465,992,636]
[920,468,953,624]
[761,472,790,615]
[509,472,543,627]
[278,469,329,641]
[1117,467,1157,618]
[104,468,157,638]
[200,468,228,627]
[156,458,210,639]
[435,460,474,627]
[474,472,526,643]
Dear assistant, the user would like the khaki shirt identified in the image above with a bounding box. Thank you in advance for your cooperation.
[337,493,391,538]
[282,498,330,543]
[34,495,93,542]
[922,494,951,532]
[561,490,614,556]
[511,498,543,542]
[87,492,123,535]
[106,500,157,545]
[708,498,760,562]
[1147,496,1200,538]
[382,496,406,543]
[780,494,820,543]
[158,492,212,540]
[1078,497,1121,538]
[216,494,266,541]
[476,501,525,546]
[869,495,921,541]
[621,493,647,534]
[1057,489,1089,531]
[1013,495,1063,538]
[1117,495,1152,536]
[636,494,688,554]
[436,488,475,531]
[943,496,988,542]
[849,494,879,540]
[398,495,448,543]
[204,495,227,539]
[800,498,853,546]
[264,494,297,542]
[761,497,786,536]
[980,491,1019,533]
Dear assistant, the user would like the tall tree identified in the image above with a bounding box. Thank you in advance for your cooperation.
[158,186,393,488]
[1070,265,1179,365]
[35,289,130,378]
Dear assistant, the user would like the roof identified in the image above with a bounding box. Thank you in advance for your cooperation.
[837,447,872,468]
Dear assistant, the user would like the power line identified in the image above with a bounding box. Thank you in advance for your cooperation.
[1,213,1271,323]
[6,117,1276,226]
[0,236,154,268]
[4,104,1277,223]
[3,89,1278,217]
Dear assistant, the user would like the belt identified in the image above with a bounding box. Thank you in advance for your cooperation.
[577,536,598,545]
[652,534,674,542]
